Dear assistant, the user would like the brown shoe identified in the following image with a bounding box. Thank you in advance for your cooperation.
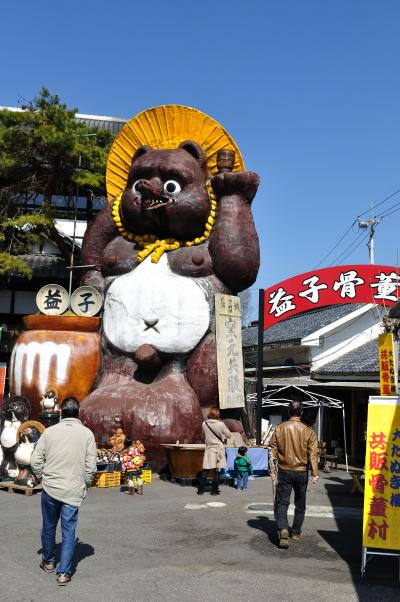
[291,532,302,541]
[138,485,143,495]
[40,561,55,573]
[57,573,71,586]
[279,528,290,549]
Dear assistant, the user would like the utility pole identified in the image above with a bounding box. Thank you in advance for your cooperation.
[358,216,384,264]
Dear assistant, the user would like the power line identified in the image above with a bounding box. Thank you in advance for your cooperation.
[315,186,400,268]
[357,187,400,219]
[314,222,356,268]
[329,230,369,266]
[376,199,400,220]
[379,204,400,220]
[327,229,365,266]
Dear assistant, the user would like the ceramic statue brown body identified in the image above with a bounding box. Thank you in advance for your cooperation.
[79,139,260,468]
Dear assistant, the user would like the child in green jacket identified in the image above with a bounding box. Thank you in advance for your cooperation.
[234,446,253,491]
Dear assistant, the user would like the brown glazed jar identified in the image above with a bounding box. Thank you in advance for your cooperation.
[10,315,101,419]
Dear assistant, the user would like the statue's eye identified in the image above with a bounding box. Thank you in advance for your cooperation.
[132,181,141,195]
[164,180,181,197]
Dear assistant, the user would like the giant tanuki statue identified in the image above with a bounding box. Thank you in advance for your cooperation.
[82,107,259,467]
[8,107,260,468]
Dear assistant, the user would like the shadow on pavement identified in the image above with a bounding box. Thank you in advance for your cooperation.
[37,539,95,575]
[319,476,399,600]
[247,515,280,548]
[321,476,354,496]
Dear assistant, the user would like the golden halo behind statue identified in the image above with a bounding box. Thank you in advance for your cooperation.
[106,105,245,201]
[17,420,46,442]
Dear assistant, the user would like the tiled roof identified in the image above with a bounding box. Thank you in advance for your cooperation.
[313,339,380,375]
[17,254,68,279]
[242,303,365,348]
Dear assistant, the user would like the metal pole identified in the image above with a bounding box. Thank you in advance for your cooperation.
[256,289,265,445]
[68,154,81,298]
[317,405,321,440]
[369,223,375,265]
[342,405,349,472]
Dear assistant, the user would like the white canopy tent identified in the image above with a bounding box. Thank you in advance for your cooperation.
[247,384,349,471]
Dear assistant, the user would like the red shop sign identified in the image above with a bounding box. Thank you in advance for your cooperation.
[264,265,400,330]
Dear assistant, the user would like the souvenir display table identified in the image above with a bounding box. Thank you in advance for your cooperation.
[225,447,269,473]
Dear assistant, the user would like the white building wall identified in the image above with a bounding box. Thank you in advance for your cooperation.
[302,304,385,372]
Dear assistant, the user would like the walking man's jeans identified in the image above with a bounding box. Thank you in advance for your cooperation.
[275,469,308,533]
[236,471,249,490]
[41,490,79,575]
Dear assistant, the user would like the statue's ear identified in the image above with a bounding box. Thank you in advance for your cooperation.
[132,145,153,164]
[179,140,207,172]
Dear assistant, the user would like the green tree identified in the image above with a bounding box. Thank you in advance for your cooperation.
[0,211,52,280]
[0,87,113,280]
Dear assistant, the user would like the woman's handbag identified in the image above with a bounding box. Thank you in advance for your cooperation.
[204,421,227,444]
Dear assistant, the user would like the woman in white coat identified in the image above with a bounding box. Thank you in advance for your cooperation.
[198,407,232,495]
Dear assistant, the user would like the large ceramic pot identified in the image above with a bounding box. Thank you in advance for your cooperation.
[10,315,101,419]
[161,443,206,479]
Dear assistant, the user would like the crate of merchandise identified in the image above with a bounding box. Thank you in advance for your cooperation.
[141,469,152,484]
[94,471,121,488]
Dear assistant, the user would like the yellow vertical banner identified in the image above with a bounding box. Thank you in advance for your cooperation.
[378,333,398,396]
[363,396,400,550]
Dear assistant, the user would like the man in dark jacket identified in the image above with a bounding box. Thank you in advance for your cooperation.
[269,400,319,548]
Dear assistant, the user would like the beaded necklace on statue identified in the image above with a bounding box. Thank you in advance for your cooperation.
[111,183,217,264]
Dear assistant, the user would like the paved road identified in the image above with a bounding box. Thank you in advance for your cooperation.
[0,471,398,601]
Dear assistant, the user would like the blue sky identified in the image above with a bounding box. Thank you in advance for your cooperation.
[2,1,400,317]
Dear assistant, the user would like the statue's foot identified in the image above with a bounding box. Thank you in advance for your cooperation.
[80,374,203,470]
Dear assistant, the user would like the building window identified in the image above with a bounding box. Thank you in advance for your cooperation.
[13,291,37,315]
[0,290,12,313]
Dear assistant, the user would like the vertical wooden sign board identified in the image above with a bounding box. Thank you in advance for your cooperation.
[215,294,245,409]
[362,395,400,579]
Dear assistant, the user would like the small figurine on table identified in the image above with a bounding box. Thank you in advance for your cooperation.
[121,438,146,495]
[109,428,126,453]
[0,396,31,480]
[96,448,110,464]
[40,390,59,414]
[14,421,45,487]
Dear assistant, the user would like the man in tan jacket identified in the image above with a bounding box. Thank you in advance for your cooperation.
[269,400,318,548]
[31,397,97,585]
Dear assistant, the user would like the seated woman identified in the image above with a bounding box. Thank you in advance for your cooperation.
[198,407,232,495]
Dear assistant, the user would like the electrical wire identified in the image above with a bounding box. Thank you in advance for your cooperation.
[313,222,357,268]
[328,230,369,267]
[331,231,370,266]
[314,187,400,269]
[330,232,369,263]
[380,205,400,220]
[357,187,400,219]
[375,199,400,220]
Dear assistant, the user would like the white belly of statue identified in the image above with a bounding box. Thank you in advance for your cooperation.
[103,254,210,354]
[14,442,34,466]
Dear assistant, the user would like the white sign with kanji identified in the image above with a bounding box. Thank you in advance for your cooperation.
[215,294,245,409]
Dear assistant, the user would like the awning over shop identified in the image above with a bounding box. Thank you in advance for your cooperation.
[246,375,380,390]
[247,384,349,471]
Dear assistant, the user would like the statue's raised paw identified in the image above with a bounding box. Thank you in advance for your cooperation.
[211,171,260,204]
